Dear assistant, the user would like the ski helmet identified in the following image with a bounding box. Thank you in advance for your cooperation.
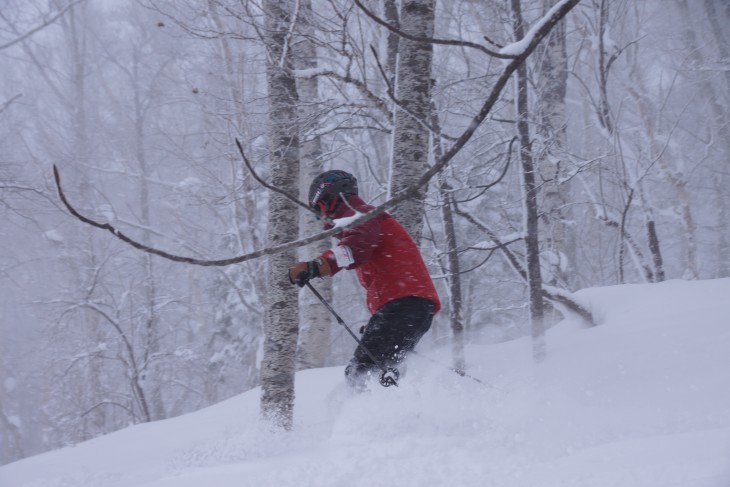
[308,170,358,214]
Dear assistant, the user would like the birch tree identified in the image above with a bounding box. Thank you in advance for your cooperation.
[571,0,666,284]
[687,0,730,277]
[535,0,573,288]
[260,0,301,430]
[702,0,730,276]
[388,0,435,242]
[202,0,267,402]
[294,0,333,371]
[44,0,583,435]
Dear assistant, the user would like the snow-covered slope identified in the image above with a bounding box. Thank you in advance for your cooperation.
[2,279,729,487]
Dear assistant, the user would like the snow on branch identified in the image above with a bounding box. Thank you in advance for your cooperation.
[52,0,581,268]
[453,205,595,326]
[293,67,393,122]
[499,0,577,56]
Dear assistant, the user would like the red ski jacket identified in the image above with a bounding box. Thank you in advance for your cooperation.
[319,196,441,315]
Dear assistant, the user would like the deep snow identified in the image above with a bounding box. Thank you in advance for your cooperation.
[2,278,729,487]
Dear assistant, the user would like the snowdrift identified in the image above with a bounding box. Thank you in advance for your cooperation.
[2,278,729,487]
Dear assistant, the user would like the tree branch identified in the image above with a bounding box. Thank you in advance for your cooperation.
[453,206,595,325]
[297,68,393,123]
[234,138,314,215]
[353,0,517,59]
[369,45,458,142]
[52,0,581,267]
[0,94,22,115]
[0,0,85,51]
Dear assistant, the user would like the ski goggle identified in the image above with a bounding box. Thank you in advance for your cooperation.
[314,193,340,219]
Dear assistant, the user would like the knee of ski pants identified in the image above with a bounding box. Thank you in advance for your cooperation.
[346,297,435,374]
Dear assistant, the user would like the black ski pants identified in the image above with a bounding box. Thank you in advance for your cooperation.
[345,296,435,388]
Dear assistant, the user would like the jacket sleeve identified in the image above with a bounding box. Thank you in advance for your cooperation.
[337,213,383,267]
[319,214,383,272]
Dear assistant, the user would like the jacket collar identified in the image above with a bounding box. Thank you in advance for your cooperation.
[322,195,370,228]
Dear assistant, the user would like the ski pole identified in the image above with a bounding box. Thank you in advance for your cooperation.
[305,282,398,387]
[410,350,490,387]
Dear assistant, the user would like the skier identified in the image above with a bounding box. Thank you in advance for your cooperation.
[288,170,441,389]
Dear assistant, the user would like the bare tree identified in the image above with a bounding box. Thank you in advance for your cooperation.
[431,105,466,373]
[571,0,667,284]
[511,0,546,362]
[49,0,582,429]
[0,0,84,52]
[293,0,333,371]
[535,0,573,288]
[260,0,302,430]
[0,359,25,463]
[688,0,730,277]
[203,0,267,401]
[387,0,435,243]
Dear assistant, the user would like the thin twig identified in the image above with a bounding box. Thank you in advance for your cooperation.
[0,94,22,115]
[353,0,516,59]
[52,0,581,268]
[234,138,315,215]
[369,45,458,142]
[0,0,85,51]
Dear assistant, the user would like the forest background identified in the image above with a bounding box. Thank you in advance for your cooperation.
[1,0,728,464]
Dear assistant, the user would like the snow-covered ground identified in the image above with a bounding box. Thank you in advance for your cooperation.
[2,278,729,487]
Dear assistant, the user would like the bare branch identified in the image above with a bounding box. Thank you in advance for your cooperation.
[81,401,135,419]
[369,45,458,142]
[0,94,22,115]
[352,0,517,59]
[453,206,595,325]
[53,163,359,266]
[0,0,85,51]
[297,68,393,123]
[450,137,517,204]
[234,138,314,214]
[52,0,581,268]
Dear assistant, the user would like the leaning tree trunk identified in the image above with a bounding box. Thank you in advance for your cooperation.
[260,0,301,430]
[388,0,435,243]
[512,0,546,363]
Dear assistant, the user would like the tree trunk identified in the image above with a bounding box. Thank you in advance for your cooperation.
[536,0,572,289]
[430,102,465,373]
[207,0,265,399]
[701,0,730,277]
[66,3,117,432]
[593,0,669,283]
[132,45,165,421]
[636,182,665,281]
[623,0,703,280]
[440,179,466,373]
[260,0,301,430]
[389,0,435,243]
[384,0,400,85]
[294,0,333,370]
[512,0,545,362]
